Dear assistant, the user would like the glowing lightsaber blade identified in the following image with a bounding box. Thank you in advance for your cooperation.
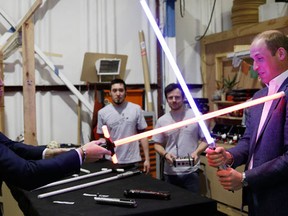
[139,0,214,145]
[102,126,118,164]
[108,92,284,147]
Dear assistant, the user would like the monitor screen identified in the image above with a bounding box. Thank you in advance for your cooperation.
[95,58,121,75]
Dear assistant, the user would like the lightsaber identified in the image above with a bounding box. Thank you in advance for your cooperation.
[38,170,141,199]
[34,169,112,190]
[105,92,284,147]
[140,0,214,146]
[102,126,118,164]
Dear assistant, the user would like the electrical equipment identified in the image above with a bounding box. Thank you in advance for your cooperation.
[95,58,121,75]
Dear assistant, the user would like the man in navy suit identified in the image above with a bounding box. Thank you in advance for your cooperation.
[206,30,288,216]
[0,131,111,192]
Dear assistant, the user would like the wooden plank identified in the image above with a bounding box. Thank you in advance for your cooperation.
[200,40,208,98]
[202,16,288,45]
[0,31,20,57]
[15,0,42,32]
[0,0,42,57]
[22,18,37,145]
[217,203,248,216]
[0,51,4,133]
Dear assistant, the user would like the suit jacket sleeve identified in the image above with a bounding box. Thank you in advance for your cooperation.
[0,132,45,160]
[0,133,81,190]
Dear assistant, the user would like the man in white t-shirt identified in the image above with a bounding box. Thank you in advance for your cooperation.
[96,78,150,173]
[152,83,208,193]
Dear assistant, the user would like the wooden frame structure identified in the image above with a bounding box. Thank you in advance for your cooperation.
[0,0,96,145]
[0,0,42,145]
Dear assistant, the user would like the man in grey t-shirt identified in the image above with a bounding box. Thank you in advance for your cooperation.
[97,78,150,173]
[152,83,208,193]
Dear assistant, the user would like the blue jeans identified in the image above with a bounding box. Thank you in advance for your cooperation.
[164,171,200,194]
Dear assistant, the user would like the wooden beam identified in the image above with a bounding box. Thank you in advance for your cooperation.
[0,0,42,58]
[22,17,37,145]
[15,0,42,33]
[0,51,4,133]
[200,39,207,98]
[202,16,288,46]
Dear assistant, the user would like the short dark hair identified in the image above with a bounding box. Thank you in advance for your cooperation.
[110,78,127,90]
[164,83,184,99]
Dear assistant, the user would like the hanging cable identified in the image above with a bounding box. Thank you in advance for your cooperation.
[180,0,185,17]
[195,0,216,41]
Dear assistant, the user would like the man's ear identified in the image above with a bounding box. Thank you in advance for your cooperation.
[277,47,287,60]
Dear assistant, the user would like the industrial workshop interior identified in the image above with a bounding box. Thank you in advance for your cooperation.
[1,0,288,215]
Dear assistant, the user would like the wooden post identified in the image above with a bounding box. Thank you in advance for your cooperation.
[139,30,154,112]
[77,100,82,144]
[22,17,37,145]
[0,51,4,133]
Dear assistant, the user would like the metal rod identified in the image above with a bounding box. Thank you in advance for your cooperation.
[38,170,140,199]
[35,169,112,190]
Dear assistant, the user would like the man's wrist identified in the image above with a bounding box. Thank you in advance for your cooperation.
[80,147,87,162]
[163,152,168,159]
[241,172,248,187]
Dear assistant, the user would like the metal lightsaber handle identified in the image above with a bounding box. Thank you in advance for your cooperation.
[102,125,118,164]
[209,141,228,170]
[209,141,233,192]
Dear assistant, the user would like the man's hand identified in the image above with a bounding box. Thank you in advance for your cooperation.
[142,160,150,174]
[216,168,243,191]
[164,152,176,165]
[205,147,230,168]
[80,140,111,163]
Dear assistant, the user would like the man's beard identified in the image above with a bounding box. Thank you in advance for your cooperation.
[114,99,123,105]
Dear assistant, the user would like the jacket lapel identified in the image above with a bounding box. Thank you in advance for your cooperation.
[257,78,288,141]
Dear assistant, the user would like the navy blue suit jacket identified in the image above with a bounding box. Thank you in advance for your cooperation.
[0,132,81,191]
[228,78,288,215]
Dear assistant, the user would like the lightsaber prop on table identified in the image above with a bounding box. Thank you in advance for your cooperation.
[38,170,141,199]
[102,92,284,148]
[139,0,215,147]
[34,169,113,191]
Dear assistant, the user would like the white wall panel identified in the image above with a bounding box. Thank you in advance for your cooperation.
[175,0,233,86]
[0,0,232,145]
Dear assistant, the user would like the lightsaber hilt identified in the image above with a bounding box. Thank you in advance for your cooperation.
[105,137,116,156]
[209,141,233,192]
[102,125,118,164]
[209,141,228,170]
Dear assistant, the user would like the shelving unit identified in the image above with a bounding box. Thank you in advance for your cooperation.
[212,100,243,125]
[201,16,288,110]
